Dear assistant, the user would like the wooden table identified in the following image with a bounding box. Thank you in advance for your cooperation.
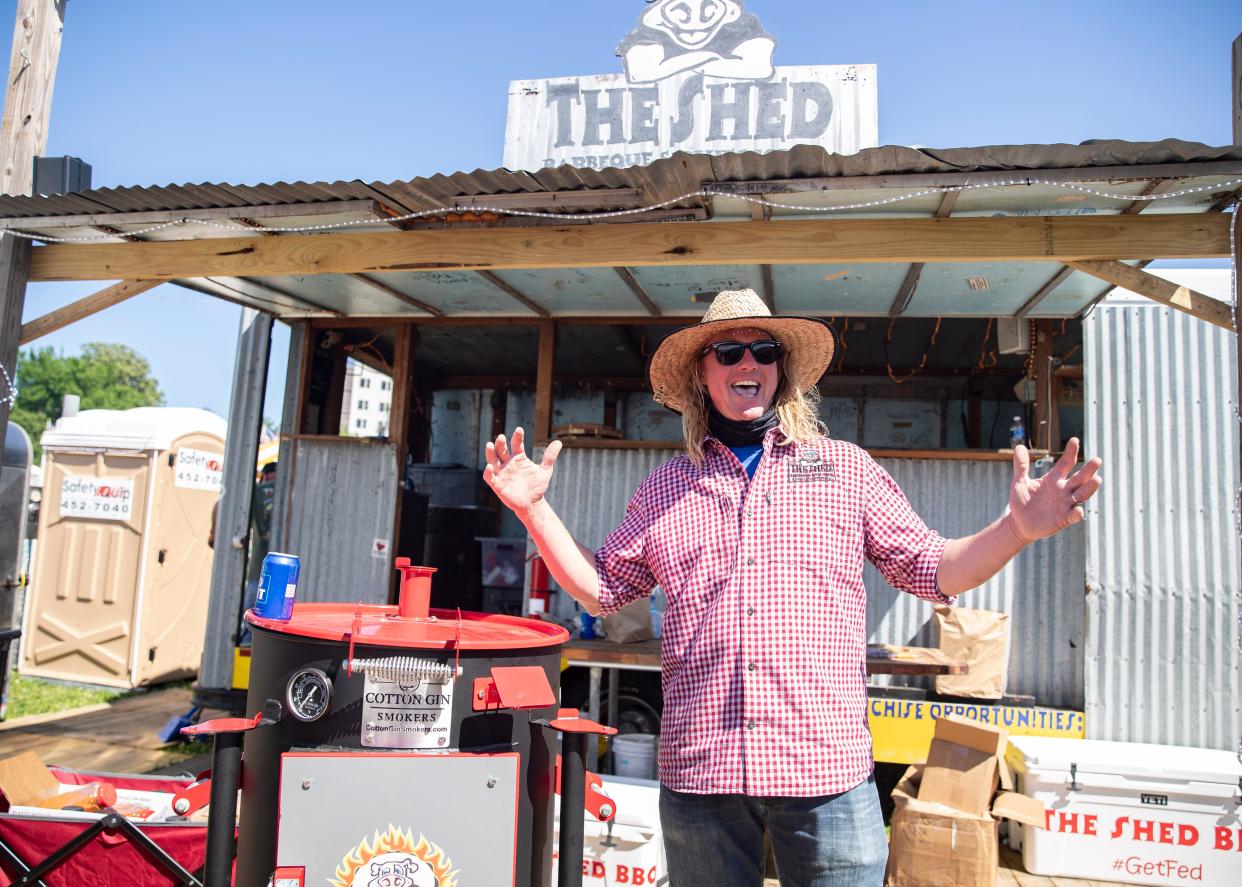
[562,639,968,763]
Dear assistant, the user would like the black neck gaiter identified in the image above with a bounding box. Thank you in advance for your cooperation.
[708,406,779,446]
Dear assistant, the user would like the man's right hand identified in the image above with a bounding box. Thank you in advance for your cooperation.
[483,427,563,517]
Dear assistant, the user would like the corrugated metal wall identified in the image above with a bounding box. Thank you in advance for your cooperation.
[285,438,398,605]
[1085,299,1241,749]
[200,309,271,692]
[550,447,1085,708]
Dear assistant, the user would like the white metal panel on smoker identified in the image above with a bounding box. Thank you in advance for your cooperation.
[276,751,520,885]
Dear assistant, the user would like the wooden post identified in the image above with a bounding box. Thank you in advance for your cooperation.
[0,0,65,431]
[535,320,556,445]
[0,235,29,432]
[1032,320,1056,451]
[0,0,64,195]
[1232,34,1241,642]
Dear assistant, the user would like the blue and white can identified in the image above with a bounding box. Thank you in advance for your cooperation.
[255,552,300,620]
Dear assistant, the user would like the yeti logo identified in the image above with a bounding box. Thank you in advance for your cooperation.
[618,0,777,84]
[367,859,420,887]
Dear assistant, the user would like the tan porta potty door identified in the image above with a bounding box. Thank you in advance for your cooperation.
[21,408,226,689]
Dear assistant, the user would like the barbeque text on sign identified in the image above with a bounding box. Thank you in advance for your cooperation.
[361,675,455,749]
[58,474,135,522]
[173,447,224,492]
[503,0,877,172]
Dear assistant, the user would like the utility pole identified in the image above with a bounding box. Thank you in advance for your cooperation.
[0,0,66,433]
[0,0,65,195]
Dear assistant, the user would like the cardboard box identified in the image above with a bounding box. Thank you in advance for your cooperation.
[888,765,1047,887]
[0,752,60,807]
[917,715,1006,816]
[933,606,1010,699]
[888,716,1047,887]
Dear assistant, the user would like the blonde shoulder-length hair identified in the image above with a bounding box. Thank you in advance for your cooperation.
[673,353,825,465]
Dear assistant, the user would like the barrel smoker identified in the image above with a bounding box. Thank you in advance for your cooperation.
[183,558,616,886]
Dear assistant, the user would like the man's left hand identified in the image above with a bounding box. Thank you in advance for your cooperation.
[1007,437,1102,543]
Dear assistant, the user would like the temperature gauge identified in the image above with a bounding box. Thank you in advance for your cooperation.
[286,667,333,722]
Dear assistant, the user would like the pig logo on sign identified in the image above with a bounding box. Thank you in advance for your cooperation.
[617,0,777,83]
[366,858,426,887]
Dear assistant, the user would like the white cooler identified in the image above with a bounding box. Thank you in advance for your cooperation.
[553,775,667,886]
[1006,736,1242,886]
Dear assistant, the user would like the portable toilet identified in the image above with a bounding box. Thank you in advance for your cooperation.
[21,408,226,688]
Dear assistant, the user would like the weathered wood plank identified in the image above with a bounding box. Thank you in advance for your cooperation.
[1064,259,1234,330]
[19,278,159,343]
[0,687,201,774]
[26,215,1231,282]
[0,0,65,196]
[534,320,555,444]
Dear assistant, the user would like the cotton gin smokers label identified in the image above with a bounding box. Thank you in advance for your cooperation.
[173,447,224,492]
[59,474,135,521]
[361,675,455,749]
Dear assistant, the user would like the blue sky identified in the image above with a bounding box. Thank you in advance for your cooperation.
[10,0,1240,420]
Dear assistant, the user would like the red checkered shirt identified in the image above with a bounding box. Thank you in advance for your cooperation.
[595,429,951,797]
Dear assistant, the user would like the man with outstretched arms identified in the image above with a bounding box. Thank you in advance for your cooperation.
[484,289,1101,887]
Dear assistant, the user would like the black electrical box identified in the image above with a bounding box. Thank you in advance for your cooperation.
[33,155,92,196]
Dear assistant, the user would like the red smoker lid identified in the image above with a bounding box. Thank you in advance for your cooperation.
[246,602,569,650]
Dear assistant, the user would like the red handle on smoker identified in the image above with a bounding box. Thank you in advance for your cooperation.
[395,558,437,618]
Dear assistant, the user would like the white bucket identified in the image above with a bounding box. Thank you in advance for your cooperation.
[612,733,658,780]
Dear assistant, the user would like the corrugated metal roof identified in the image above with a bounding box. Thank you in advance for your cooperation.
[1,140,1238,221]
[6,140,1239,323]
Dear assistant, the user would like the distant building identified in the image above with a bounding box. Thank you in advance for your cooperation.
[339,360,393,437]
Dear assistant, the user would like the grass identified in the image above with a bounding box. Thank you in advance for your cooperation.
[4,675,128,721]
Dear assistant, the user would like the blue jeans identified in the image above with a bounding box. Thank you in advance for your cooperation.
[659,776,888,887]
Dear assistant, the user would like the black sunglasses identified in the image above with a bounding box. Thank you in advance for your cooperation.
[701,340,782,366]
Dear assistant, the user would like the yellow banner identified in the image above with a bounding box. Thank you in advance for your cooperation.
[868,697,1085,764]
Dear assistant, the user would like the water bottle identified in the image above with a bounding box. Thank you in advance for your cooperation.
[1008,415,1026,449]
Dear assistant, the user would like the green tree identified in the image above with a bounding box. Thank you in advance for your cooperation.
[11,343,164,461]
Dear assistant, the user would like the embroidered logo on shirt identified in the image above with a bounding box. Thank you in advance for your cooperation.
[787,447,836,483]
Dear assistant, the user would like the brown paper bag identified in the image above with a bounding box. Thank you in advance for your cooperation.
[602,597,653,643]
[933,607,1009,700]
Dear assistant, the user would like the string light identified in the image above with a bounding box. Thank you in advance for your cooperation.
[2,175,1239,244]
[0,361,16,408]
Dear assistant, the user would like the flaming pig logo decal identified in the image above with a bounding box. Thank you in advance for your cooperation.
[330,824,458,887]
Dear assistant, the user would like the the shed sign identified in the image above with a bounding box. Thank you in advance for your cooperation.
[59,474,134,522]
[503,0,877,172]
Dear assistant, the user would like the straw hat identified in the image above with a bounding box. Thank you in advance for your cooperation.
[649,288,837,414]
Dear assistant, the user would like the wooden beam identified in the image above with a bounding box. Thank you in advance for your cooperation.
[534,320,556,445]
[25,214,1231,282]
[203,276,343,316]
[476,270,548,317]
[889,190,958,316]
[614,267,661,316]
[348,273,443,316]
[1017,266,1075,317]
[889,264,923,316]
[19,278,159,343]
[759,264,776,312]
[1065,259,1234,330]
